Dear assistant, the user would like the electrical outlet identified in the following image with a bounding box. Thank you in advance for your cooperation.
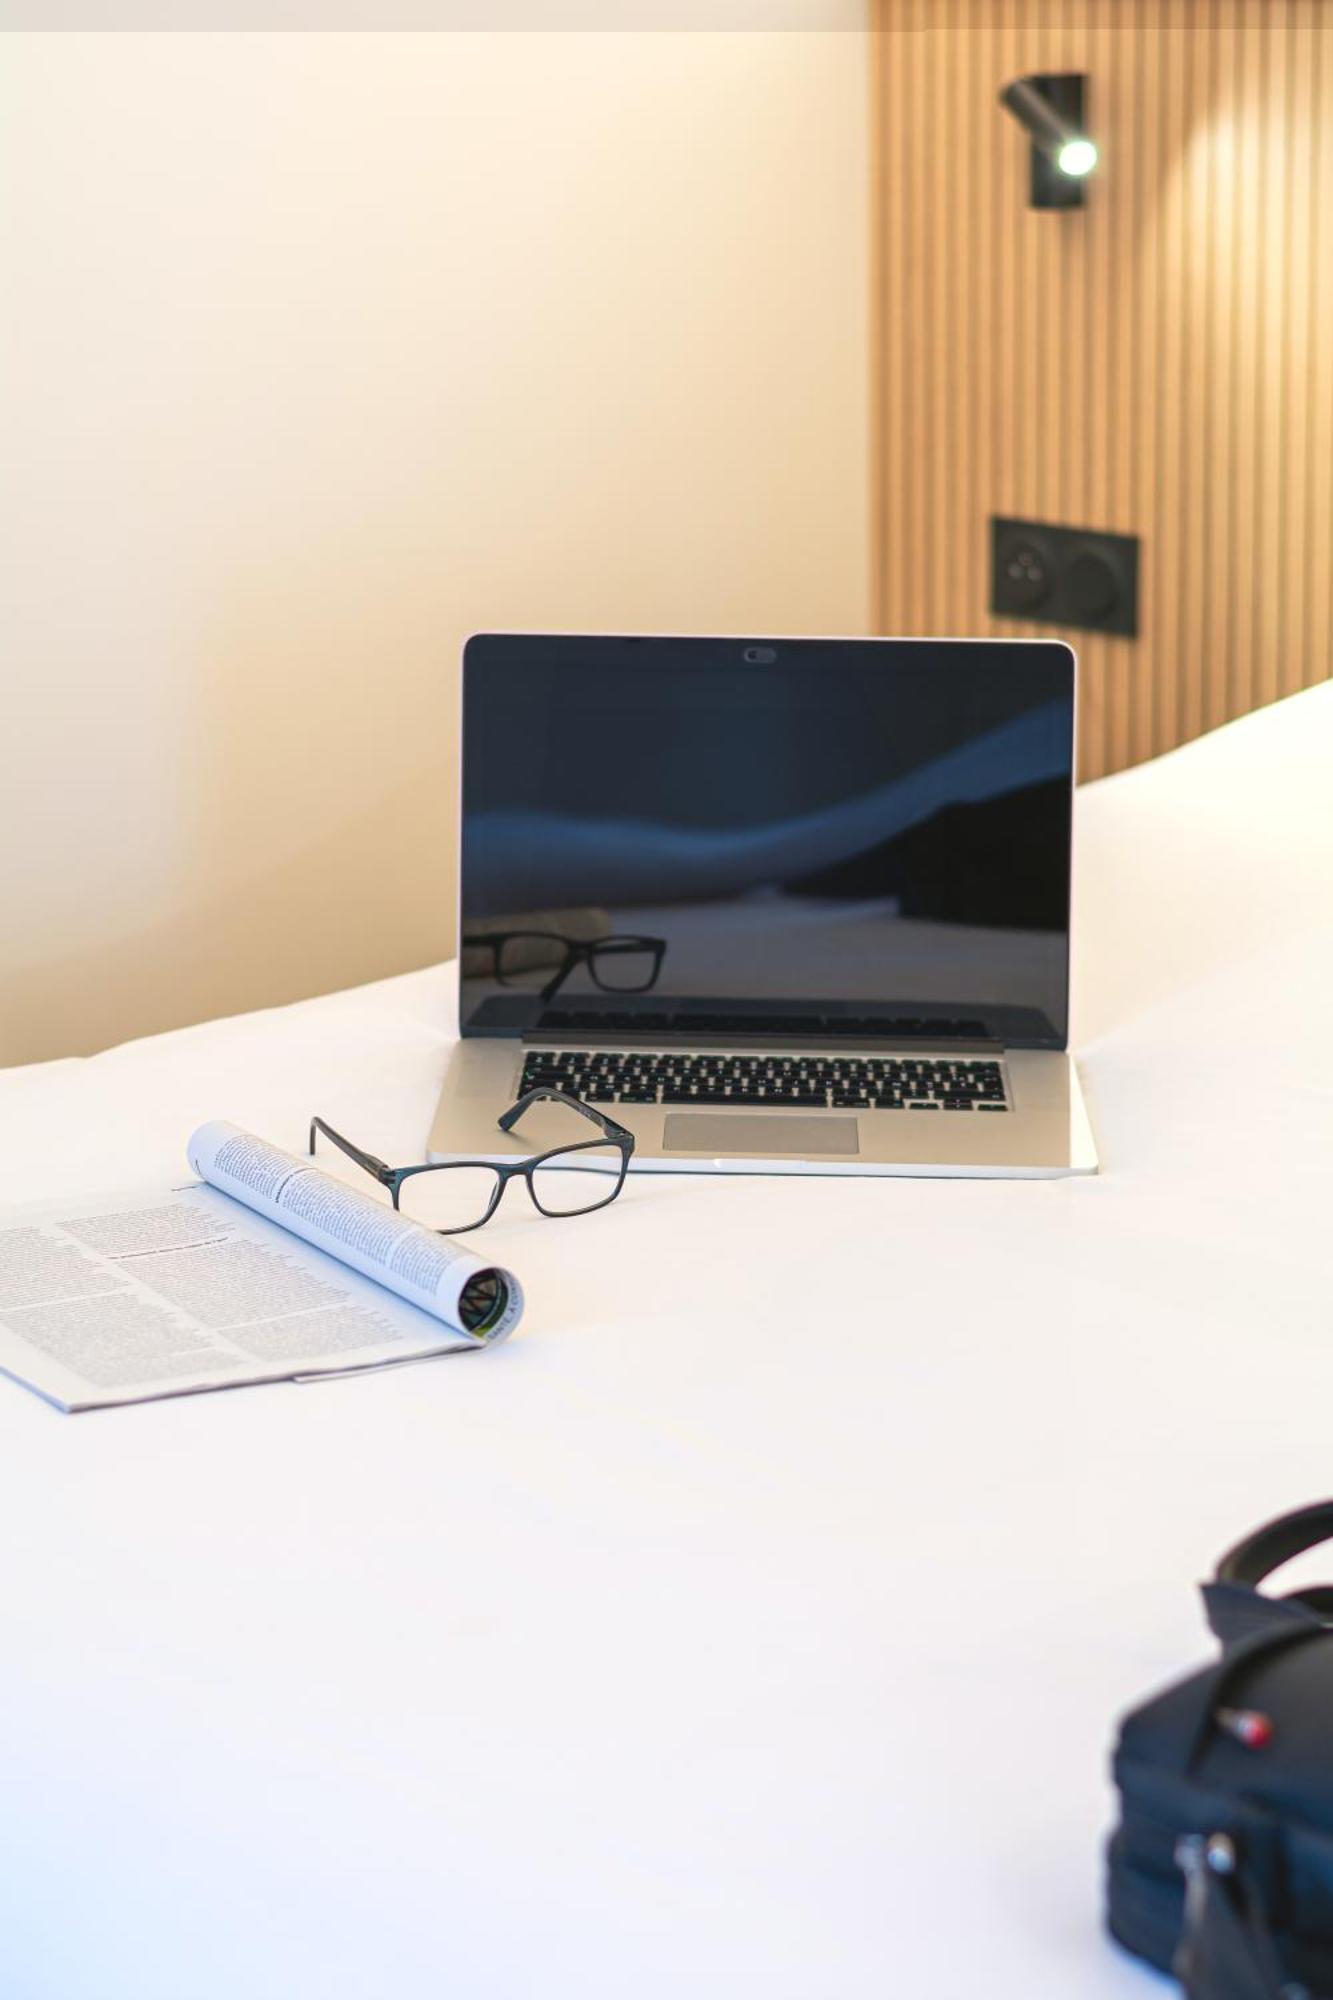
[991,516,1139,638]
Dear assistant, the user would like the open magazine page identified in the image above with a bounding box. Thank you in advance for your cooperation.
[0,1134,522,1413]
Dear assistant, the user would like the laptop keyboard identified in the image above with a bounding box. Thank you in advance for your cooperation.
[519,1050,1009,1111]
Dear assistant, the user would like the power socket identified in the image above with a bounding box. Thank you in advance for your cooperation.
[991,516,1139,638]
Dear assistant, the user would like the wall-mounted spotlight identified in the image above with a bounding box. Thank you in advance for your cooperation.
[999,74,1097,209]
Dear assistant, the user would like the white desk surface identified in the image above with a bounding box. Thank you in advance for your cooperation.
[2,686,1330,2000]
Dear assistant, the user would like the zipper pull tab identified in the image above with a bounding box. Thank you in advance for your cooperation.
[1215,1706,1274,1749]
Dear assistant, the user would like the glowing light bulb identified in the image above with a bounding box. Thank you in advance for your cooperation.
[1057,137,1098,178]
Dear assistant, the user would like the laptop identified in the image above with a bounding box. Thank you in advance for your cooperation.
[428,634,1097,1179]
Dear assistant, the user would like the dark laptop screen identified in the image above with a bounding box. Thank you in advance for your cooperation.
[459,635,1074,1048]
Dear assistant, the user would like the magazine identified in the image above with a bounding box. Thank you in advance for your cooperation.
[0,1122,523,1413]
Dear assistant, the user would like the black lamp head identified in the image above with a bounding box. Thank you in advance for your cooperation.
[1000,73,1097,209]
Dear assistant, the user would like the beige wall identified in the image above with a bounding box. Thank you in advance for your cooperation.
[0,28,870,1065]
[873,0,1333,781]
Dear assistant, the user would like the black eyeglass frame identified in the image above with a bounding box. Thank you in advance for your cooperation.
[308,1088,635,1233]
[462,929,666,1003]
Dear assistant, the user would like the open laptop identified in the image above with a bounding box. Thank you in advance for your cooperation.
[428,634,1096,1178]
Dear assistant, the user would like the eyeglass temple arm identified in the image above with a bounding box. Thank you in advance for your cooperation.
[537,956,578,1004]
[497,1087,633,1147]
[308,1116,394,1184]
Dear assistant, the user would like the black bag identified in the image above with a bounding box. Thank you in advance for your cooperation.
[1108,1501,1333,1999]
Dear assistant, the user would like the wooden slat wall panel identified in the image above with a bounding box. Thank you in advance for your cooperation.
[872,0,1333,779]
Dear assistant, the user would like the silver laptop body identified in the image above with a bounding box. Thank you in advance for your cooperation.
[428,634,1096,1180]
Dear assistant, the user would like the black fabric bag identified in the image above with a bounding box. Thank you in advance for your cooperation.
[1108,1501,1333,1999]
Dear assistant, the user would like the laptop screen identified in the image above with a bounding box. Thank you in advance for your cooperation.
[458,635,1074,1048]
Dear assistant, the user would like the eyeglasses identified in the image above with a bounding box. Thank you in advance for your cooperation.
[462,929,666,1004]
[308,1088,635,1234]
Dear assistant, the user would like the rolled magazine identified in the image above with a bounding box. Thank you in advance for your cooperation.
[188,1122,523,1344]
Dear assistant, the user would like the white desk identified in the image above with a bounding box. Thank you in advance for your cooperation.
[2,686,1330,1999]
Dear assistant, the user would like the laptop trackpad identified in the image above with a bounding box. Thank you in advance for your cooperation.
[662,1113,860,1157]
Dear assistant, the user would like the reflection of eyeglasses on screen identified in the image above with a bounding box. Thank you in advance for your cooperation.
[462,930,666,1002]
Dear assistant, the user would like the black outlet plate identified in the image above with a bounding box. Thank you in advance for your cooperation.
[991,516,1139,638]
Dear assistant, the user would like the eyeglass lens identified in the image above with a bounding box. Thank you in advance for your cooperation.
[529,1145,625,1215]
[395,1149,624,1229]
[586,943,659,993]
[494,933,570,985]
[396,1165,503,1232]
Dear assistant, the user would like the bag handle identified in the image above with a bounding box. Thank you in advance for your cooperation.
[1203,1501,1333,1648]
